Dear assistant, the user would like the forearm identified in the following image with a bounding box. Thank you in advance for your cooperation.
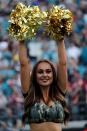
[18,41,31,93]
[57,39,67,65]
[18,40,29,66]
[56,39,68,94]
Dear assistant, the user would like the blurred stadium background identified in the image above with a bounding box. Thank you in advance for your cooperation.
[0,0,87,130]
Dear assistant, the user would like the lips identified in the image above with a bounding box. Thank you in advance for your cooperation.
[41,79,49,82]
[42,80,48,81]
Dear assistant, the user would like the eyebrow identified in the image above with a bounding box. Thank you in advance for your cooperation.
[37,69,52,71]
[37,69,52,73]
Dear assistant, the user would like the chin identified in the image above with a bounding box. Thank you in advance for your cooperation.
[40,83,51,87]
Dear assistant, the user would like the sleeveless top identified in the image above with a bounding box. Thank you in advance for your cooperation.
[23,92,65,123]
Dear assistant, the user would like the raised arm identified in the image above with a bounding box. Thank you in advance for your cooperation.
[18,40,31,94]
[57,39,68,96]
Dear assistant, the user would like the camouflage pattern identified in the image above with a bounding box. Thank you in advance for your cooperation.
[27,101,64,123]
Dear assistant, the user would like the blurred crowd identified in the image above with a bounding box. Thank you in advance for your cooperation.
[0,0,87,130]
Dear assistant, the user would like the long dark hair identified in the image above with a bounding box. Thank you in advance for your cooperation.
[23,60,70,124]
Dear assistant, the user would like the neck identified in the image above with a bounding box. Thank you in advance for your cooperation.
[40,86,50,104]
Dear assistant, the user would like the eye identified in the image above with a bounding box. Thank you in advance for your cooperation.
[37,69,52,74]
[46,69,52,73]
[37,70,44,74]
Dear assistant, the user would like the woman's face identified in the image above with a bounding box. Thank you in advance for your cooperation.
[36,62,53,87]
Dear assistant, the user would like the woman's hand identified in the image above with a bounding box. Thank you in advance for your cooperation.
[56,38,64,46]
[19,40,25,44]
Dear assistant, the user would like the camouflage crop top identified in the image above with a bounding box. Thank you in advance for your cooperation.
[25,101,64,123]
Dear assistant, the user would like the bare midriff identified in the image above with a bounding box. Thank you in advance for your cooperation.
[30,122,62,131]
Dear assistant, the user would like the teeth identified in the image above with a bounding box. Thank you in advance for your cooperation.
[42,79,48,80]
[42,80,48,81]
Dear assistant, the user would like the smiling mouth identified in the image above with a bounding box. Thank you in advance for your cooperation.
[41,79,49,82]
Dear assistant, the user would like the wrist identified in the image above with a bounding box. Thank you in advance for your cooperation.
[58,38,64,42]
[56,38,64,45]
[19,40,25,45]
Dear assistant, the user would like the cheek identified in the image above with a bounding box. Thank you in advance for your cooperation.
[50,74,54,83]
[36,74,41,83]
[36,74,41,79]
[50,76,53,83]
[50,73,53,79]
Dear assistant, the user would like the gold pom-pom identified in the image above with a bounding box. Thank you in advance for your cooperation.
[45,6,73,40]
[8,3,73,41]
[8,3,47,40]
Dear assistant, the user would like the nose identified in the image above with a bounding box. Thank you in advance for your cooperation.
[43,71,47,76]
